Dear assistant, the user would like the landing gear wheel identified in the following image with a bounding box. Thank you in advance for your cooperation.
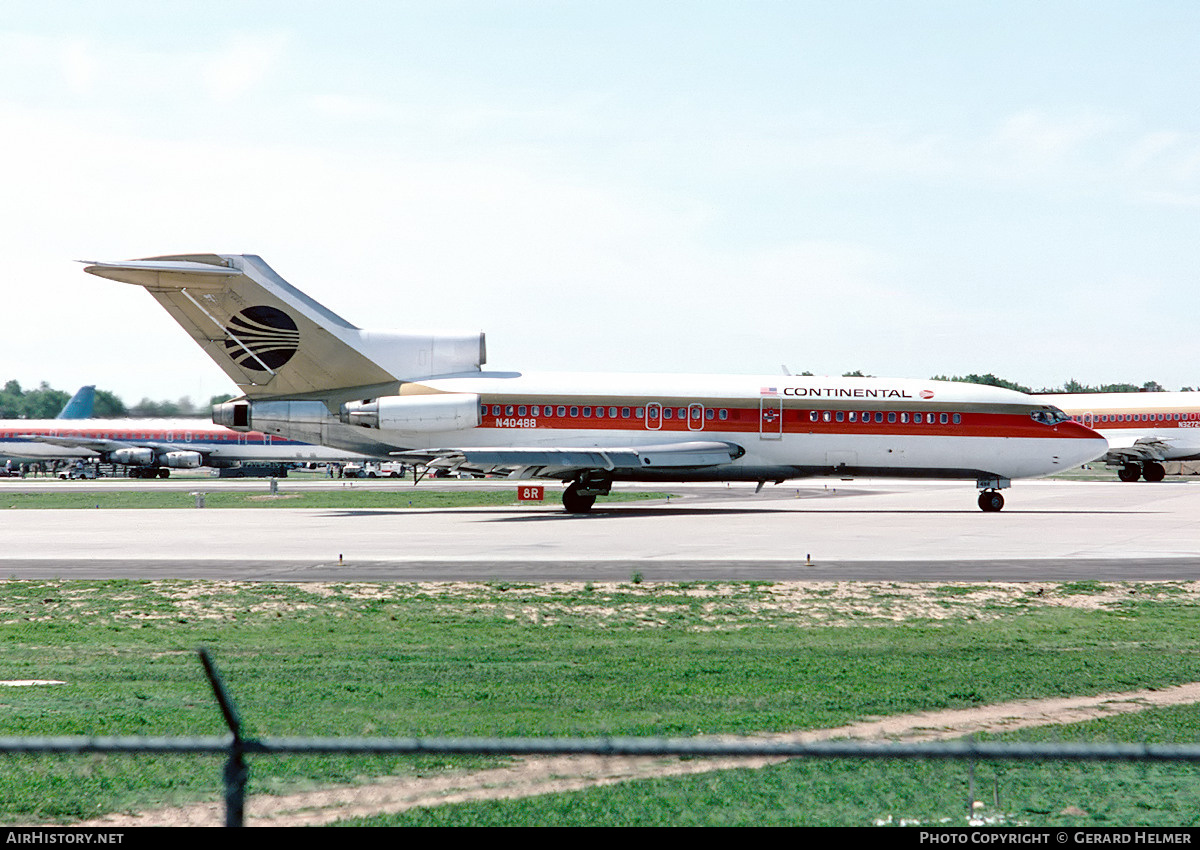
[977,490,1005,512]
[158,469,170,479]
[562,482,597,514]
[1117,464,1142,482]
[1143,461,1166,482]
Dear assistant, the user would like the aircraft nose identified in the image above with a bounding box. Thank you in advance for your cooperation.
[1060,422,1109,466]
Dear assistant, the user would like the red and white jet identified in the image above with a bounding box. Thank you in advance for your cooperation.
[1042,391,1200,482]
[83,254,1106,511]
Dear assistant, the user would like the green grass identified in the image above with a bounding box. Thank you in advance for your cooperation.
[2,580,1200,824]
[349,718,1200,827]
[351,702,1200,828]
[0,489,667,510]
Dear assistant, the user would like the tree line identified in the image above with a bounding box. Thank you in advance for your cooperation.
[0,380,234,420]
[811,372,1194,393]
[927,374,1194,394]
[1,375,1193,420]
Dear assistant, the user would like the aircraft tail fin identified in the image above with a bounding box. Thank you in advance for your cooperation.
[56,385,95,419]
[82,254,485,405]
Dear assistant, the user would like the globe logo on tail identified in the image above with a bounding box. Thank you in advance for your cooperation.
[223,306,299,371]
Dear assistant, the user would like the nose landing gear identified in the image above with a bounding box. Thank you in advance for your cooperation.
[976,476,1010,512]
[977,490,1005,512]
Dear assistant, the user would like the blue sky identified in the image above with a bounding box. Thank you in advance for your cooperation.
[2,2,1198,405]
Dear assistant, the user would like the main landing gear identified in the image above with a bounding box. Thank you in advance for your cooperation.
[1117,461,1165,482]
[562,474,612,513]
[976,476,1010,512]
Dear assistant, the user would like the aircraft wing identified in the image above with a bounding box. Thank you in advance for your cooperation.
[20,434,133,454]
[395,441,744,477]
[20,434,200,457]
[1101,434,1174,464]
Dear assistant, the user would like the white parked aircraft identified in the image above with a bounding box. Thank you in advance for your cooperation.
[83,254,1107,511]
[0,418,376,478]
[1041,392,1200,481]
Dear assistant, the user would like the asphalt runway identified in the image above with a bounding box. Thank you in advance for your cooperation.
[2,477,1199,580]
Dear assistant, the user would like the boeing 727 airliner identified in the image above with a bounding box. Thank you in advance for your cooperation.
[83,254,1107,511]
[1042,391,1200,481]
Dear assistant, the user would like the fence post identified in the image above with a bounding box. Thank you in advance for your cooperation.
[199,648,248,827]
[966,735,976,820]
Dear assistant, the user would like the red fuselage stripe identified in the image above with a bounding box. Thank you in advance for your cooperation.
[478,402,1099,440]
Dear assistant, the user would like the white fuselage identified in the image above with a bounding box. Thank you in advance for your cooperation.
[326,373,1107,483]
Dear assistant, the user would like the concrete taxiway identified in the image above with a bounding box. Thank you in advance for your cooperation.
[1,478,1199,580]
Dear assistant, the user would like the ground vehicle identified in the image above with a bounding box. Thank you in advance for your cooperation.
[342,461,407,478]
[58,462,97,480]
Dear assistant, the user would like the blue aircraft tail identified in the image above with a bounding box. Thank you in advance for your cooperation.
[56,385,96,419]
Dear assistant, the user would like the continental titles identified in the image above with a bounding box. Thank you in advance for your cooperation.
[782,388,914,399]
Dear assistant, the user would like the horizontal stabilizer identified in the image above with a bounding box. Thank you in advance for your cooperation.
[83,258,242,278]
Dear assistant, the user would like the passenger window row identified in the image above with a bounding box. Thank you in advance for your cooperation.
[483,404,732,420]
[807,410,961,425]
[1077,413,1193,423]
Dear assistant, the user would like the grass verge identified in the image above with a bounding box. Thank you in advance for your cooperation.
[1,579,1199,825]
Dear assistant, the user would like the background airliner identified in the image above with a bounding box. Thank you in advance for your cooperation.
[83,254,1107,511]
[0,418,376,478]
[1041,392,1200,481]
[57,385,96,419]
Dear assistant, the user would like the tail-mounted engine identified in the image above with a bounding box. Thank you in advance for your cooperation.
[212,399,333,444]
[340,393,481,433]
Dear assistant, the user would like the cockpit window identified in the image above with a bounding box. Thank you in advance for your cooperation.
[1031,406,1070,425]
